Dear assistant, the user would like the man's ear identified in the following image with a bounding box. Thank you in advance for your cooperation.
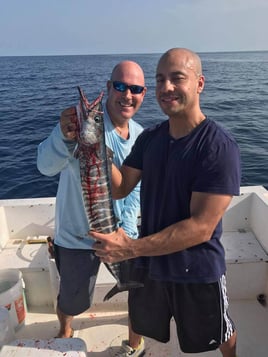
[197,75,205,94]
[107,80,112,92]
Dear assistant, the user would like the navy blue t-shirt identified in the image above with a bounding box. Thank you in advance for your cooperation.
[124,118,241,283]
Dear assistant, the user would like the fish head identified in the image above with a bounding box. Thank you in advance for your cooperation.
[80,108,103,145]
[76,86,104,145]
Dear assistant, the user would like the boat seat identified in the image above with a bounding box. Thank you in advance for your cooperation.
[222,230,268,300]
[222,230,268,263]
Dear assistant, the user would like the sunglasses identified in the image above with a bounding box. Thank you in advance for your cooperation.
[112,81,144,94]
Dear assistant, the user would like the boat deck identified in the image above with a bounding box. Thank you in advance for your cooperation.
[10,297,268,356]
[1,187,268,356]
[1,231,268,356]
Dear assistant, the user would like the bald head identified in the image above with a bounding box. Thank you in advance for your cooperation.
[106,60,146,124]
[111,61,145,85]
[157,48,203,77]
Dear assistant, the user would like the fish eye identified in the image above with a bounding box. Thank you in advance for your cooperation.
[94,115,100,123]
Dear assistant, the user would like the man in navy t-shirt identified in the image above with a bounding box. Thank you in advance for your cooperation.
[93,48,240,357]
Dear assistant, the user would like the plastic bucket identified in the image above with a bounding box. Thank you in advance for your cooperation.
[0,306,15,347]
[0,269,26,331]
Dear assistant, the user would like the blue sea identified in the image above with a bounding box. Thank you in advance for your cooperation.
[0,51,268,199]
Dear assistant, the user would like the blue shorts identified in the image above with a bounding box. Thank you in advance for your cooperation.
[54,244,100,316]
[129,271,235,353]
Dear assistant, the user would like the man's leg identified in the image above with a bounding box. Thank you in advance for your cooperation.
[219,330,237,357]
[128,318,143,348]
[56,306,74,338]
[172,275,237,354]
[54,245,100,338]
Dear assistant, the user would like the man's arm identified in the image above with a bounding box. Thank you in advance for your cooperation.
[92,191,232,263]
[37,107,77,176]
[119,184,141,238]
[111,164,141,199]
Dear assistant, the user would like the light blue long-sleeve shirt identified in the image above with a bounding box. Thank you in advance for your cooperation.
[37,105,143,249]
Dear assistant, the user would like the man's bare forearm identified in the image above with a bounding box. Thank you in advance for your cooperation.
[129,217,212,258]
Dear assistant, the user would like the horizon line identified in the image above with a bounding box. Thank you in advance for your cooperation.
[0,49,268,58]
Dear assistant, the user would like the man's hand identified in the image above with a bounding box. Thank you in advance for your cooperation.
[91,227,135,263]
[60,107,78,140]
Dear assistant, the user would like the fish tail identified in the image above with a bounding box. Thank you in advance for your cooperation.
[103,281,144,301]
[103,284,120,301]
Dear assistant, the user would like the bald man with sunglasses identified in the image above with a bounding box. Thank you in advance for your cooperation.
[37,61,147,356]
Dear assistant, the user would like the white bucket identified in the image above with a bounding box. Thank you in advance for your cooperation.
[0,269,26,331]
[0,306,15,347]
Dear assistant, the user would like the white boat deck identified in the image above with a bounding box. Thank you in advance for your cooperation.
[7,297,268,357]
[1,186,268,356]
[3,236,267,357]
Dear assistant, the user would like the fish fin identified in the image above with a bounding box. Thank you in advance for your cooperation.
[73,143,80,159]
[106,146,114,161]
[77,86,91,108]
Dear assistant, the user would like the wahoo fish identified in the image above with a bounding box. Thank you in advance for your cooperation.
[75,86,143,301]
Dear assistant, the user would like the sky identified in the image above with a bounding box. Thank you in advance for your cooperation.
[0,0,267,56]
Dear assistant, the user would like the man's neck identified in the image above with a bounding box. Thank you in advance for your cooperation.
[168,113,206,139]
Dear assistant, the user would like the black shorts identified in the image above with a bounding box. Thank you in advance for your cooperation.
[128,272,235,353]
[54,244,100,316]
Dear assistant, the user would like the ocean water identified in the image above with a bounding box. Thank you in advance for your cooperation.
[0,51,268,199]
